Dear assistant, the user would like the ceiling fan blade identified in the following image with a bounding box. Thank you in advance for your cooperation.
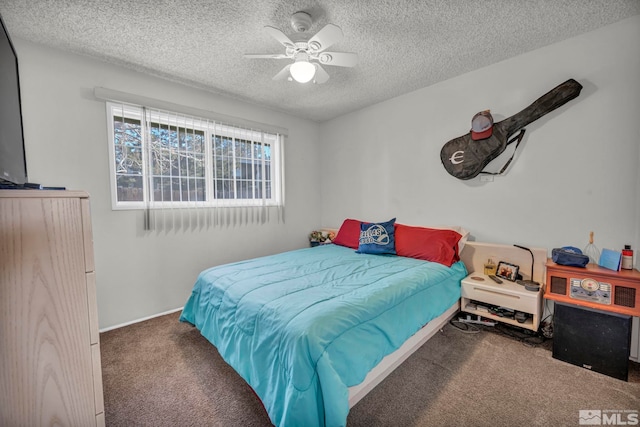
[312,64,330,84]
[244,53,289,59]
[317,51,358,67]
[308,24,343,52]
[272,64,292,81]
[264,26,295,48]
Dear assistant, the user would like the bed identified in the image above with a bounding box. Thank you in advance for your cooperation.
[180,219,469,426]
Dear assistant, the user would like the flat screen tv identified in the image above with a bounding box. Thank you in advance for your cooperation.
[0,13,28,187]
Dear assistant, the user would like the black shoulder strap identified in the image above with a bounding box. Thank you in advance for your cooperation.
[480,129,526,176]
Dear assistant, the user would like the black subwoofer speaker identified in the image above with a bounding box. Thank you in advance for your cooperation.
[553,302,632,381]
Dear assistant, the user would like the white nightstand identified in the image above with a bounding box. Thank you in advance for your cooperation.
[461,274,543,331]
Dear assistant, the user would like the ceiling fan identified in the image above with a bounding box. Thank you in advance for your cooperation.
[244,11,358,84]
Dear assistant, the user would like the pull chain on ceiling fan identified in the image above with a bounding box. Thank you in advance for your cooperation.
[244,11,358,84]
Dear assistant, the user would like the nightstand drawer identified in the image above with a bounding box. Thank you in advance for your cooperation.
[461,274,542,315]
[462,284,537,313]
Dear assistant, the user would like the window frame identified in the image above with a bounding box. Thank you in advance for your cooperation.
[106,102,283,210]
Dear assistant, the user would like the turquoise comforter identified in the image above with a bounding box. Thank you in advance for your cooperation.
[180,244,466,426]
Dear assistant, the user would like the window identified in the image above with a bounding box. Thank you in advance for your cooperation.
[106,102,283,210]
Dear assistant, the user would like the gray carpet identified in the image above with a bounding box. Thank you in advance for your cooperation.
[100,312,640,426]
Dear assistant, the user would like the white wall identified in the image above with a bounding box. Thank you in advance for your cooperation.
[320,16,640,263]
[14,40,322,329]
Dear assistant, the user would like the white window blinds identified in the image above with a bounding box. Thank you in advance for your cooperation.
[103,94,285,230]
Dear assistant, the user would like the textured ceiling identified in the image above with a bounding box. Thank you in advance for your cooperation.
[1,1,639,122]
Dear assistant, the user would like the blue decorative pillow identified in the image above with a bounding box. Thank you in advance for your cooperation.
[357,218,396,255]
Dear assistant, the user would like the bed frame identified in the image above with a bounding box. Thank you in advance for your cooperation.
[348,301,458,406]
[347,240,547,407]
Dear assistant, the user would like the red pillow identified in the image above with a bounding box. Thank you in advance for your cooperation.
[394,223,462,267]
[332,219,362,249]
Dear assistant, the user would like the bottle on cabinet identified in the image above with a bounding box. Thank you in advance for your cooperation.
[621,245,634,270]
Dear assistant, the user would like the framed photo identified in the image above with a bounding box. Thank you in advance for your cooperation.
[496,261,519,282]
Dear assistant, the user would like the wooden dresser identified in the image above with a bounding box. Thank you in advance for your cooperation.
[0,190,104,426]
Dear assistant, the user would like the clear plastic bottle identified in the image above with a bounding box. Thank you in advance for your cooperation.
[621,245,633,270]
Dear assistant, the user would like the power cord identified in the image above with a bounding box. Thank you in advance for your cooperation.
[492,322,546,347]
[448,312,548,347]
[539,299,554,339]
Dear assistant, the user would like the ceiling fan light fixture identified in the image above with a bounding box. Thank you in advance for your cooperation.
[290,60,316,83]
[246,17,356,85]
